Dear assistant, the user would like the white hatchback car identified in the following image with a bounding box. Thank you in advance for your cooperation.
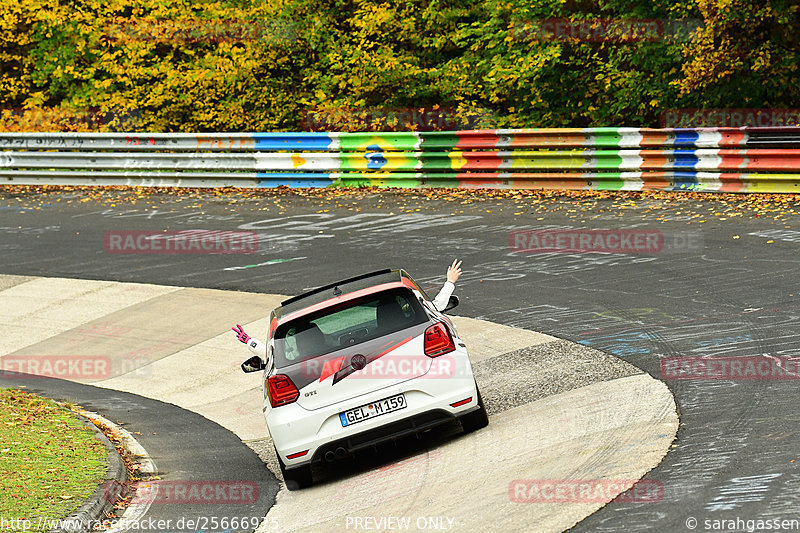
[241,269,488,489]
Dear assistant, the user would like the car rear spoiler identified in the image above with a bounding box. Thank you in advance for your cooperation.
[280,269,394,307]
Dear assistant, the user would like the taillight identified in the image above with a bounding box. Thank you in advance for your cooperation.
[267,374,299,407]
[424,322,455,357]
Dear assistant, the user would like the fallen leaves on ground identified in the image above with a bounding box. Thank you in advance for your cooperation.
[2,185,800,222]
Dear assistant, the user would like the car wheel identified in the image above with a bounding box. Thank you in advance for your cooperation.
[459,384,489,434]
[276,448,313,490]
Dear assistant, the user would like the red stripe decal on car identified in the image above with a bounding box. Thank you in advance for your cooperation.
[319,356,347,382]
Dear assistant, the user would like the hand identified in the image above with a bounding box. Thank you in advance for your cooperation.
[446,259,462,283]
[232,324,251,344]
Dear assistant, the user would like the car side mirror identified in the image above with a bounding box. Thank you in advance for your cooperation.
[241,355,266,373]
[442,295,459,313]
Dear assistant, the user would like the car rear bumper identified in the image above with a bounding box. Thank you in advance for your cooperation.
[311,407,464,463]
[268,353,478,469]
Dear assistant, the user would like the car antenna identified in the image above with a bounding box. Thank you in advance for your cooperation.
[333,286,342,296]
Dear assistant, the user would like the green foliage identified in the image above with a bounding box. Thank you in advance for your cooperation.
[1,0,798,131]
[677,0,800,107]
[0,388,107,529]
[1,0,300,131]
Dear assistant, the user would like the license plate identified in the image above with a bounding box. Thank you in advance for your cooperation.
[339,393,406,427]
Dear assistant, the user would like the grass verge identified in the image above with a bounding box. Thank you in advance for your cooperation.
[0,388,107,532]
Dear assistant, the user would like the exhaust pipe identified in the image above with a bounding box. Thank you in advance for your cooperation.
[335,447,348,459]
[324,451,336,462]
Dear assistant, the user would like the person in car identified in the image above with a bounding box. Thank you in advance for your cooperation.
[232,259,463,358]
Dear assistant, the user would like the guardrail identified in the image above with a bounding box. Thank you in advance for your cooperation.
[2,128,800,192]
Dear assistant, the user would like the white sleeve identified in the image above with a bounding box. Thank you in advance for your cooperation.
[431,281,455,312]
[247,337,267,359]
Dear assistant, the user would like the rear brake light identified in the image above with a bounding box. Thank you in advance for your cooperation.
[450,397,473,408]
[424,322,455,357]
[286,450,309,459]
[267,374,299,407]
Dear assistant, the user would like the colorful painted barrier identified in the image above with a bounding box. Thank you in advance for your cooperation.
[2,128,800,192]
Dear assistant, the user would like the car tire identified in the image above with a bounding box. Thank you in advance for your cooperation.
[459,384,489,434]
[276,448,313,490]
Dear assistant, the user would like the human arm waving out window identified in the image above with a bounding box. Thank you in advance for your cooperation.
[431,259,462,312]
[232,324,266,358]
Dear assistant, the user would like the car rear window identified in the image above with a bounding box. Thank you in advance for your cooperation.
[273,288,427,367]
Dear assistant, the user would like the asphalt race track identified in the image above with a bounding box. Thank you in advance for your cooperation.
[0,275,675,532]
[1,187,799,532]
